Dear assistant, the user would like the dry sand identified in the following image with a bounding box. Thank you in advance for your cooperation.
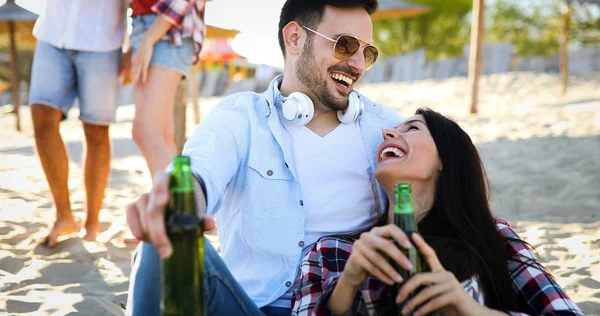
[1,72,599,315]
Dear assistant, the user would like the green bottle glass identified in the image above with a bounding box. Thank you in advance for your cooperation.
[162,155,205,316]
[386,183,431,316]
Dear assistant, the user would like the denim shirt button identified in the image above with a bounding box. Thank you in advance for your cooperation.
[299,200,304,206]
[285,281,292,287]
[298,241,304,247]
[267,170,273,176]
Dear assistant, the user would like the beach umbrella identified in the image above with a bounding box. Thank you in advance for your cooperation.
[206,24,239,39]
[560,0,599,95]
[199,38,244,65]
[0,0,38,131]
[372,0,432,20]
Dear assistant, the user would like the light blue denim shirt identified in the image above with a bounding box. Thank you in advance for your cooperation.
[181,75,403,307]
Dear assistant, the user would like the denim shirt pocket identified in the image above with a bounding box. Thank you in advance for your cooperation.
[244,154,293,219]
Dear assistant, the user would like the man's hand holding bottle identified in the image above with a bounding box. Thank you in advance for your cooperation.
[126,171,213,258]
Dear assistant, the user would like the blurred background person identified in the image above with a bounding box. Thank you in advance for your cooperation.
[128,0,207,178]
[28,0,129,247]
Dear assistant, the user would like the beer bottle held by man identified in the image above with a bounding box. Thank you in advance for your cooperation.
[162,155,205,316]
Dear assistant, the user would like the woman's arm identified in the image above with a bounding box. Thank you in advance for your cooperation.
[141,15,173,45]
[327,274,361,314]
[325,225,414,314]
[497,222,583,316]
[397,234,510,316]
[292,228,411,316]
[291,238,354,315]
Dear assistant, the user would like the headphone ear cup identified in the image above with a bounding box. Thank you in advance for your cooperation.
[337,92,364,124]
[282,92,314,125]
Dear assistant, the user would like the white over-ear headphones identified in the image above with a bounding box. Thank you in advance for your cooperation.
[281,91,365,125]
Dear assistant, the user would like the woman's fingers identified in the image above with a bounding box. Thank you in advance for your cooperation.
[131,60,142,86]
[398,274,453,308]
[368,226,414,270]
[354,239,401,285]
[412,233,444,272]
[352,252,395,285]
[412,291,456,316]
[396,271,451,303]
[141,60,149,84]
[372,225,412,249]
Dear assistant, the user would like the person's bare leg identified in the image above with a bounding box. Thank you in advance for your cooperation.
[81,123,111,241]
[31,104,79,247]
[162,99,177,155]
[132,65,182,177]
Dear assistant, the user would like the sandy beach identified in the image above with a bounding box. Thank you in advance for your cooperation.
[1,72,599,315]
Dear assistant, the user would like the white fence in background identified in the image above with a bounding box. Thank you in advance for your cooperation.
[361,44,600,84]
[103,44,600,105]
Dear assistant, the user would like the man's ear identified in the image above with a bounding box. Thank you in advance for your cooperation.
[282,22,303,57]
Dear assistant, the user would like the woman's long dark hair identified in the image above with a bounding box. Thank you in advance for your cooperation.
[409,108,516,311]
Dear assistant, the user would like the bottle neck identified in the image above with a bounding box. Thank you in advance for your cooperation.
[393,187,418,233]
[169,157,196,216]
[171,163,195,194]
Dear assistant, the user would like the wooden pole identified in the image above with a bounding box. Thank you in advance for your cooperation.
[8,21,21,131]
[560,4,571,96]
[173,79,187,154]
[468,0,485,114]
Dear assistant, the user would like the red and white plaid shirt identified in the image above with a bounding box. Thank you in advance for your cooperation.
[151,0,206,63]
[291,220,583,316]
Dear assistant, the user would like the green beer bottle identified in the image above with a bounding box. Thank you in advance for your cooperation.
[162,155,205,316]
[386,183,432,315]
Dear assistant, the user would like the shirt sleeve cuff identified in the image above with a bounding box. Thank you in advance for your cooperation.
[194,174,208,202]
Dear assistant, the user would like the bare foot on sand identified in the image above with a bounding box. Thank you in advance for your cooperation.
[83,222,99,242]
[42,217,79,247]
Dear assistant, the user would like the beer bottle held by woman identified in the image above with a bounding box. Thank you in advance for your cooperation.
[384,183,437,316]
[162,155,205,316]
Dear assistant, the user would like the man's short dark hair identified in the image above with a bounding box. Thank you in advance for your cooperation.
[277,0,378,57]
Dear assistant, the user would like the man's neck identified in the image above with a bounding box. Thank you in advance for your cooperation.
[280,76,342,137]
[305,111,341,137]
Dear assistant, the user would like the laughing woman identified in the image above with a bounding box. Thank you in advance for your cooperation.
[291,108,582,316]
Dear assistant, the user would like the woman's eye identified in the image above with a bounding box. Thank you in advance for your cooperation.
[407,125,418,131]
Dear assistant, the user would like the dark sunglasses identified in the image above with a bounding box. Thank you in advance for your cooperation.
[301,25,379,70]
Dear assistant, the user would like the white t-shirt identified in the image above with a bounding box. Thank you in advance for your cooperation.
[33,0,127,52]
[286,122,378,246]
[271,120,378,308]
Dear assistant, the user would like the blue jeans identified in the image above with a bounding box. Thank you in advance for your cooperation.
[126,238,291,316]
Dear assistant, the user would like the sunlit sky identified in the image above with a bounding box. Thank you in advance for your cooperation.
[14,0,288,68]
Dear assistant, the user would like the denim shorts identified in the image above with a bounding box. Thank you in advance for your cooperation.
[131,14,195,77]
[29,40,121,125]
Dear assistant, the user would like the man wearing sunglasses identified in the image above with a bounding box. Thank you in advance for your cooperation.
[126,0,403,315]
